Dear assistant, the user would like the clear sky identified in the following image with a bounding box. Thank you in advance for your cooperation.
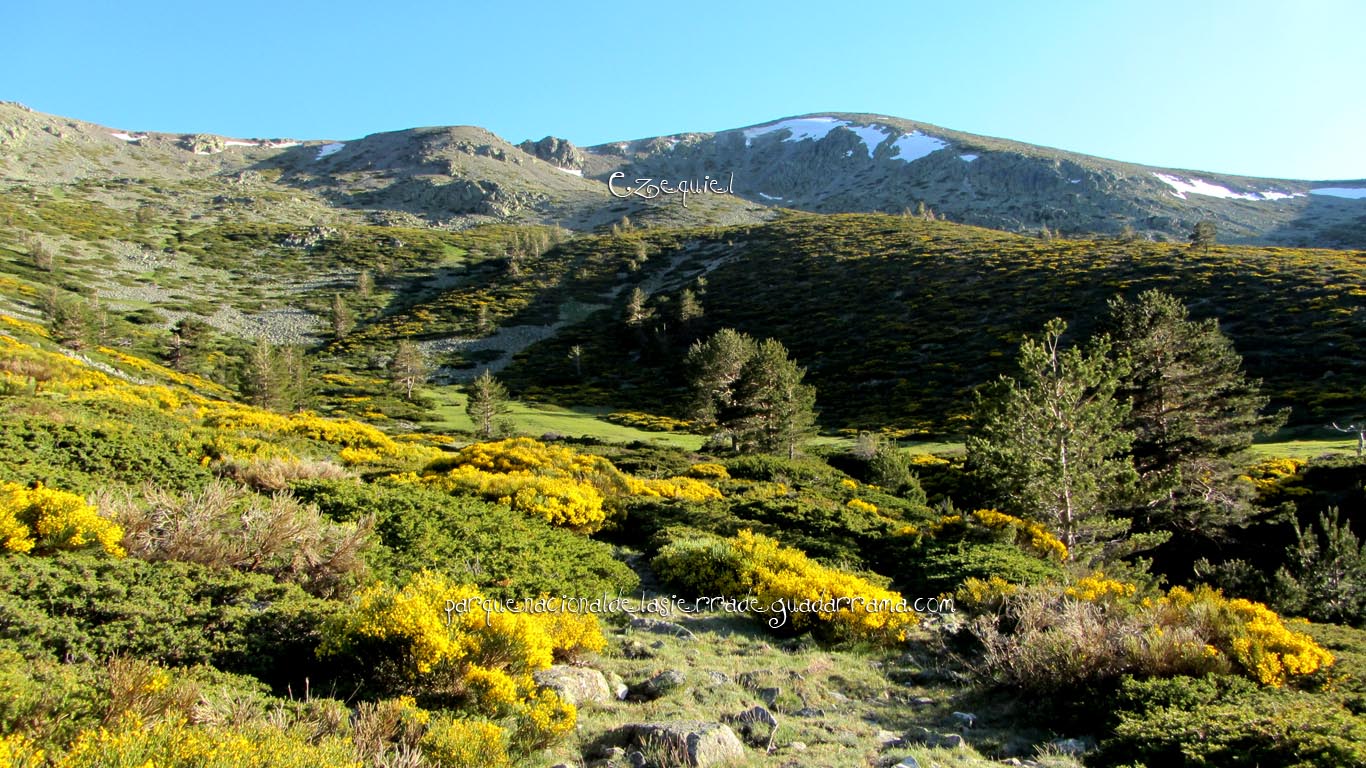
[6,0,1363,180]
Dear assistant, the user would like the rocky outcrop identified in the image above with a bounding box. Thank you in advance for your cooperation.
[519,135,584,170]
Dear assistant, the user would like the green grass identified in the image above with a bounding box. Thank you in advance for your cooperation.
[426,387,705,448]
[1249,438,1360,460]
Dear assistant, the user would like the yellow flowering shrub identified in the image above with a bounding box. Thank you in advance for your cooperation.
[54,715,362,768]
[319,571,596,749]
[0,482,124,556]
[1154,585,1334,687]
[419,716,511,768]
[972,577,1334,691]
[397,438,719,532]
[1065,572,1138,603]
[655,530,917,643]
[687,462,730,480]
[1241,457,1310,499]
[846,498,878,515]
[0,732,44,768]
[955,575,1018,610]
[928,509,1068,561]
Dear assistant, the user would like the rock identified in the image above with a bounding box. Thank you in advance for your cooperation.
[789,741,807,752]
[951,711,977,729]
[1050,737,1092,755]
[518,135,585,171]
[614,722,745,768]
[533,665,613,707]
[894,758,921,768]
[722,705,779,749]
[629,617,696,640]
[911,696,934,706]
[626,750,647,768]
[707,671,730,685]
[627,669,687,702]
[792,707,825,718]
[622,639,655,659]
[938,733,965,748]
[875,729,903,749]
[605,670,629,701]
[756,686,781,707]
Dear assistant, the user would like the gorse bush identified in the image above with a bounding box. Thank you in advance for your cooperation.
[0,482,124,556]
[319,570,591,752]
[396,437,719,533]
[653,529,918,643]
[968,577,1334,694]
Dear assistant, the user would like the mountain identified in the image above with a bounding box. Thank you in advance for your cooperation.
[579,112,1366,247]
[3,102,1363,246]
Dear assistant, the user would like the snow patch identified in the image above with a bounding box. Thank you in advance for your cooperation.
[1069,179,1082,184]
[959,154,979,162]
[555,166,583,177]
[758,192,783,201]
[223,140,258,147]
[743,116,843,147]
[845,149,854,157]
[110,132,140,142]
[315,142,345,160]
[1152,173,1301,201]
[845,124,891,157]
[890,131,949,163]
[1310,187,1366,200]
[267,141,301,149]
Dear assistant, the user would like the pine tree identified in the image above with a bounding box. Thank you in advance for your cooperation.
[243,338,284,410]
[625,287,651,329]
[168,318,212,372]
[1103,290,1286,536]
[677,288,703,327]
[968,318,1138,556]
[567,344,584,377]
[331,294,354,340]
[686,328,759,432]
[48,296,93,350]
[390,340,427,401]
[356,270,374,297]
[726,339,818,459]
[465,369,510,439]
[1189,220,1217,254]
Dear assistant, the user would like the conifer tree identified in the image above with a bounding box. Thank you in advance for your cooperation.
[968,319,1138,554]
[390,340,427,401]
[465,368,510,438]
[331,294,354,340]
[1103,290,1285,536]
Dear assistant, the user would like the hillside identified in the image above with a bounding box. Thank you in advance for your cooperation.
[581,112,1366,247]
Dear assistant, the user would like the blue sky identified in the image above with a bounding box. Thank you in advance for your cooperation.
[6,0,1363,180]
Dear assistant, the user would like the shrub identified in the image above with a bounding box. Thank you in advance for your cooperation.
[969,579,1334,694]
[319,571,588,751]
[214,456,351,492]
[0,482,124,556]
[294,480,638,599]
[1099,678,1366,768]
[398,438,719,533]
[0,552,337,690]
[104,480,372,598]
[420,715,511,768]
[653,529,918,643]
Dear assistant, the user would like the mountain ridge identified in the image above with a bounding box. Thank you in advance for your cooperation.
[2,101,1364,246]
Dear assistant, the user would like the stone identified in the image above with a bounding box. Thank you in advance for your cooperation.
[627,669,687,702]
[622,639,655,659]
[789,741,807,751]
[722,705,779,750]
[875,729,903,749]
[605,670,630,701]
[630,617,697,640]
[622,722,745,768]
[756,686,781,707]
[792,707,825,718]
[938,733,965,748]
[533,665,612,707]
[1050,737,1091,755]
[895,758,921,768]
[951,711,977,729]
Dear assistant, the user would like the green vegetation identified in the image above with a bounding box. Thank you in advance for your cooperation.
[1,133,1364,766]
